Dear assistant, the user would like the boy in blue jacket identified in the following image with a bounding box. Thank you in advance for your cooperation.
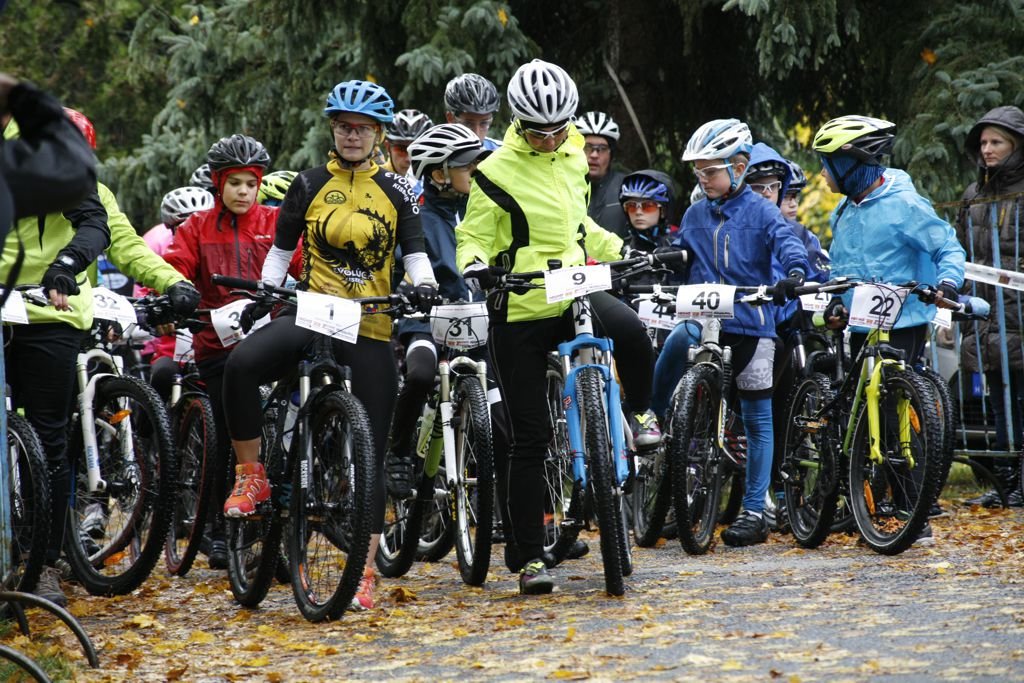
[652,119,809,546]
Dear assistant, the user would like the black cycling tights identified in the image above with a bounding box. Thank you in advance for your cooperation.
[222,313,397,534]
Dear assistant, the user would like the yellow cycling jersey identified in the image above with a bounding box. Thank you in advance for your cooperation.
[274,158,424,341]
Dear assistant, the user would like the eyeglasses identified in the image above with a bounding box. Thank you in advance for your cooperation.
[749,180,783,196]
[623,200,660,214]
[522,120,570,141]
[584,143,610,155]
[692,163,733,181]
[456,116,493,131]
[331,120,378,139]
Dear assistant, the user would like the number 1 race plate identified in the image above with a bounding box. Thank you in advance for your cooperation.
[675,284,736,319]
[848,284,908,330]
[430,301,489,349]
[295,290,362,344]
[544,265,612,304]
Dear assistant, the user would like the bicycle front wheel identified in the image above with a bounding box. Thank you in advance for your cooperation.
[66,376,177,595]
[631,442,671,547]
[542,355,582,564]
[452,376,494,586]
[578,367,624,596]
[4,412,49,593]
[668,364,723,555]
[165,394,215,577]
[289,390,374,622]
[848,370,942,555]
[782,373,839,548]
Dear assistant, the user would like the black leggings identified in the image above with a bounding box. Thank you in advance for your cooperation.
[222,314,397,534]
[490,292,653,563]
[4,323,85,563]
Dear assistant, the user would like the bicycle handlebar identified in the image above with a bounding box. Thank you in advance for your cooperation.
[493,250,690,291]
[210,274,413,312]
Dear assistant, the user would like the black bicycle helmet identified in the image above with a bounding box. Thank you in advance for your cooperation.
[206,134,271,171]
[444,73,500,115]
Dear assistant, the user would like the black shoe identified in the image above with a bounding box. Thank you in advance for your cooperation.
[34,566,68,608]
[565,539,589,560]
[208,539,228,570]
[721,511,768,547]
[518,559,554,595]
[928,502,950,518]
[386,449,415,499]
[912,521,935,547]
[965,489,1003,508]
[1007,488,1024,508]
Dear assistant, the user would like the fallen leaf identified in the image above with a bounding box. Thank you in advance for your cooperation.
[166,665,188,681]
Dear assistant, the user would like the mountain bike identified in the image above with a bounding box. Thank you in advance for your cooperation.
[212,275,402,622]
[377,301,494,585]
[493,252,683,595]
[783,281,968,554]
[64,289,178,595]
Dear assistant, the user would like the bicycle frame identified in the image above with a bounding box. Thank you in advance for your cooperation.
[683,317,736,465]
[75,345,128,494]
[418,354,488,489]
[840,328,915,467]
[559,297,630,491]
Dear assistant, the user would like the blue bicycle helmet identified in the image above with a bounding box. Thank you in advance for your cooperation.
[784,159,807,192]
[619,169,675,205]
[324,80,395,123]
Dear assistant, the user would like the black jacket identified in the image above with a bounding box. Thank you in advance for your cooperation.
[1,82,97,242]
[957,105,1024,372]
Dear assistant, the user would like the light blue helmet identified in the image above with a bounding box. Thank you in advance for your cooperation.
[324,80,395,123]
[619,169,674,205]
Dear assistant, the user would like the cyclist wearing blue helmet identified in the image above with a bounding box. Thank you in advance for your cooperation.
[222,79,438,611]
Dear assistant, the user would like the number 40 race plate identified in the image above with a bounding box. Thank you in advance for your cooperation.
[675,284,736,319]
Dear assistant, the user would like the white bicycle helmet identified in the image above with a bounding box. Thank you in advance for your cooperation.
[506,59,578,125]
[682,119,753,161]
[575,111,620,141]
[160,186,215,228]
[408,123,484,181]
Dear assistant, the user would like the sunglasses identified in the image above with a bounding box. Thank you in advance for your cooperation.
[623,200,661,213]
[749,180,783,196]
[522,120,570,141]
[692,163,733,181]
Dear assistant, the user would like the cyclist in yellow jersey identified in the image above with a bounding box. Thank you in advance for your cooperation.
[221,80,438,611]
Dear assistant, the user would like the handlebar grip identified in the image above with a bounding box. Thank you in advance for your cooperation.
[652,249,688,267]
[211,274,261,290]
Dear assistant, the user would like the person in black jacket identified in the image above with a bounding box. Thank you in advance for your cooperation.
[0,75,97,250]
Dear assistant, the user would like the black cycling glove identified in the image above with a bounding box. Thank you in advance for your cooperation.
[167,280,201,315]
[41,255,80,296]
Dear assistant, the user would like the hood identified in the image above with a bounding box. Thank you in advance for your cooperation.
[964,106,1024,191]
[746,142,791,205]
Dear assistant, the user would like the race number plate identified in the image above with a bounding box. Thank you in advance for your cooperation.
[92,286,137,325]
[295,290,361,344]
[211,298,269,347]
[798,290,831,313]
[544,265,612,304]
[848,284,908,330]
[174,329,195,363]
[636,299,679,330]
[430,302,489,349]
[0,290,29,324]
[675,284,736,319]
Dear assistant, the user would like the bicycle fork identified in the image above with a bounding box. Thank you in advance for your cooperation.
[76,348,128,493]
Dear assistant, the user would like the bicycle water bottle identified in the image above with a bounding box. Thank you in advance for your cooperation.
[281,390,300,452]
[415,401,437,459]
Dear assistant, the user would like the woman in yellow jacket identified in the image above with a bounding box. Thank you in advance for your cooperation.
[456,60,658,595]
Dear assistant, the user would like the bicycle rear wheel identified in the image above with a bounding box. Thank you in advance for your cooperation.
[66,376,176,595]
[4,412,49,592]
[542,356,581,564]
[916,366,955,500]
[782,373,839,548]
[289,390,374,622]
[578,367,624,596]
[669,364,723,555]
[452,376,494,586]
[227,388,286,607]
[848,370,942,555]
[165,395,215,576]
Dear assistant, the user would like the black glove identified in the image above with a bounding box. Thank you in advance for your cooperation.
[653,246,688,273]
[463,262,505,294]
[412,282,440,314]
[239,298,274,334]
[773,269,805,305]
[937,281,960,304]
[823,296,848,323]
[41,257,80,296]
[167,280,200,315]
[621,246,647,261]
